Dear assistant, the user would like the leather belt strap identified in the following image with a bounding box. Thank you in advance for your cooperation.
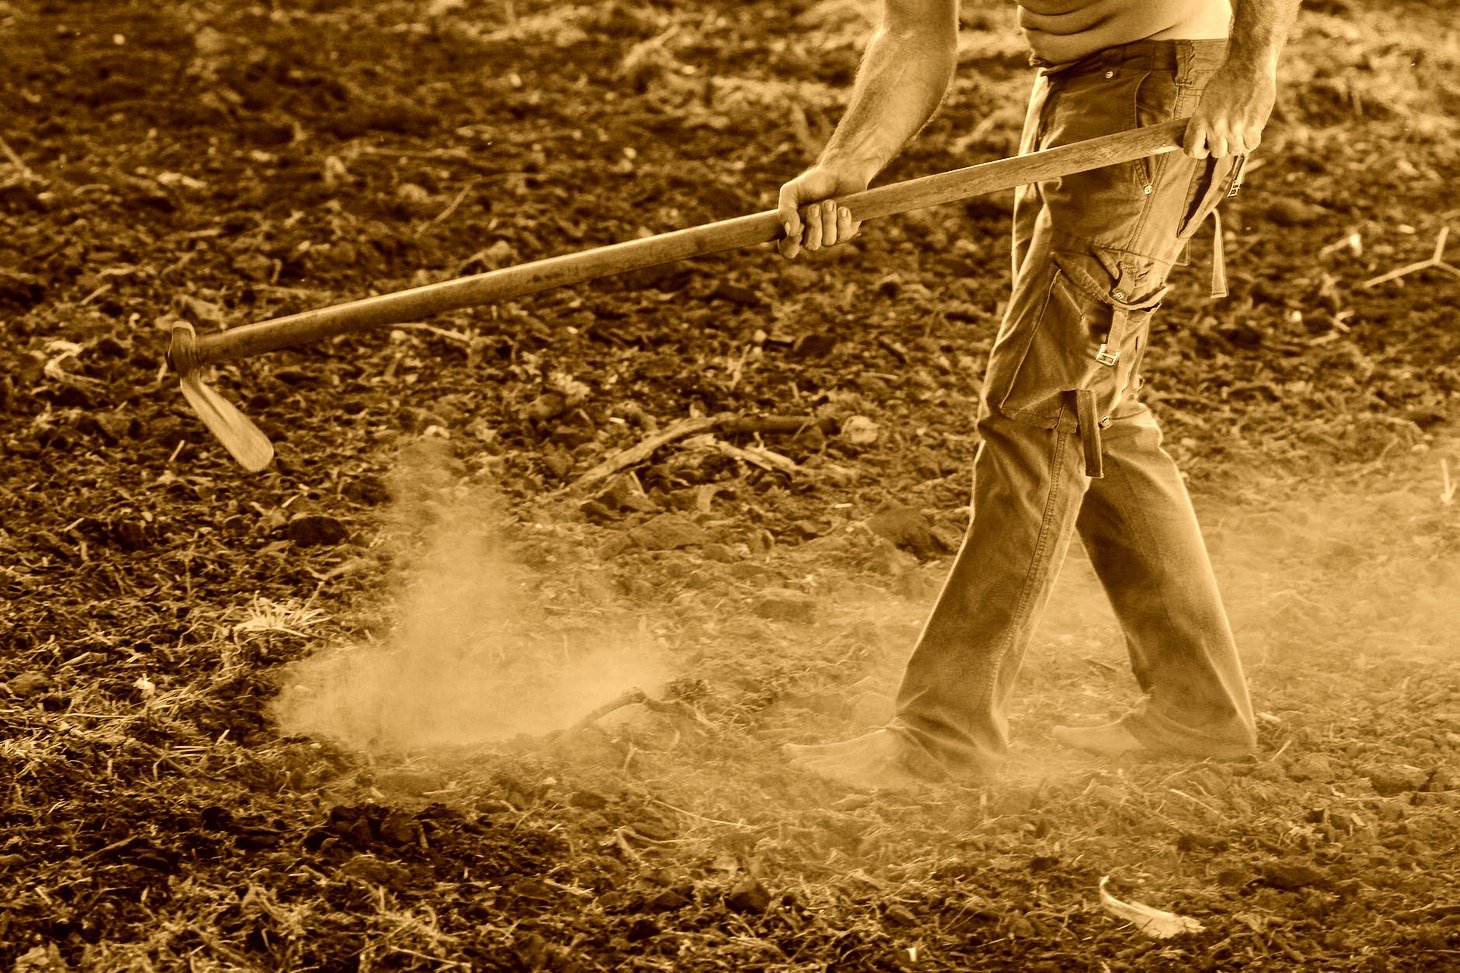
[1075,388,1104,478]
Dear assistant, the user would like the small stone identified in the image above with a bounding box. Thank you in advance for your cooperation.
[288,512,349,547]
[647,887,693,911]
[792,333,838,359]
[568,789,610,811]
[1265,198,1328,227]
[701,542,740,563]
[1284,753,1335,782]
[711,281,761,306]
[752,588,817,623]
[840,415,880,446]
[628,513,710,551]
[1261,861,1328,890]
[867,504,935,558]
[726,875,772,914]
[883,903,918,926]
[5,671,52,699]
[1365,765,1429,797]
[524,390,568,423]
[601,473,658,513]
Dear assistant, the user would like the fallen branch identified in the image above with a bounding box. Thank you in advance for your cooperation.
[710,439,798,475]
[1362,226,1459,288]
[572,416,720,491]
[560,686,708,738]
[570,414,832,491]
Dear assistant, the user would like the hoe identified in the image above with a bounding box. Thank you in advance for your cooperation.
[166,118,1192,472]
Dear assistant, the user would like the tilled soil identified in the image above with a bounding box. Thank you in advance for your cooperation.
[3,1,1459,970]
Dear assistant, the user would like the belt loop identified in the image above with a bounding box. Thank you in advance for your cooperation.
[1075,389,1104,478]
[1209,208,1228,299]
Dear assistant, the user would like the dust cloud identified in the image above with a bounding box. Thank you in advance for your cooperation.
[270,441,667,756]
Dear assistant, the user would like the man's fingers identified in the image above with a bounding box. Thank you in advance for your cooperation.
[818,200,838,247]
[837,205,858,243]
[804,202,824,251]
[1184,118,1210,159]
[1229,123,1259,155]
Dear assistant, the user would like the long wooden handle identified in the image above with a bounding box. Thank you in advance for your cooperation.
[180,118,1187,369]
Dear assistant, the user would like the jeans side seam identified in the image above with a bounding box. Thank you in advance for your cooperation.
[979,415,1072,714]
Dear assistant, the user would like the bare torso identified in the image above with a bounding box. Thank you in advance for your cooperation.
[1018,0,1234,64]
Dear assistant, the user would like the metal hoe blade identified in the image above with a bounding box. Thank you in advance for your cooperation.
[169,322,275,472]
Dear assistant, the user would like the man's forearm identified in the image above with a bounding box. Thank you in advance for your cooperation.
[1225,0,1301,75]
[817,12,959,185]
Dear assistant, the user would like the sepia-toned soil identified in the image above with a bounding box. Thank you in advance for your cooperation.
[3,0,1460,970]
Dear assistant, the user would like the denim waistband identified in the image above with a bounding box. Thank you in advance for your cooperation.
[1039,39,1229,81]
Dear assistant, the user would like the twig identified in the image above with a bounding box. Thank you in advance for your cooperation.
[0,133,39,182]
[1362,226,1459,288]
[418,182,475,235]
[648,797,754,830]
[572,415,720,491]
[1167,787,1223,817]
[565,687,649,734]
[711,439,798,475]
[558,686,707,738]
[1442,458,1455,506]
[398,322,475,346]
[568,414,831,491]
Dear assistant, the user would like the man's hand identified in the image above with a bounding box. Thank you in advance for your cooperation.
[1183,61,1277,160]
[777,166,868,259]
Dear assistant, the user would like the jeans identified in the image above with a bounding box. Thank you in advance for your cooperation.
[890,40,1258,774]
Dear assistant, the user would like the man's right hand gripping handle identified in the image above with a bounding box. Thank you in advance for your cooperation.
[777,166,867,260]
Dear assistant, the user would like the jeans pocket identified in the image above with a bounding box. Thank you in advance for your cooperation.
[988,255,1158,427]
[987,264,1088,427]
[1034,248,1160,420]
[1177,153,1244,240]
[1042,67,1155,194]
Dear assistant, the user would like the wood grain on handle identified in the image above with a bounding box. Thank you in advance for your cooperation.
[191,118,1188,367]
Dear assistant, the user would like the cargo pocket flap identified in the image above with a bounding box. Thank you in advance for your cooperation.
[1178,153,1244,241]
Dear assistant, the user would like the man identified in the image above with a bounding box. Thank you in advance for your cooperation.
[780,0,1300,788]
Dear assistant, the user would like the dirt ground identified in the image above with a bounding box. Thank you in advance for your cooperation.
[3,0,1460,970]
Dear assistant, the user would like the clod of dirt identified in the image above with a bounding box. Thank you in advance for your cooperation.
[710,281,761,306]
[288,512,350,547]
[792,333,838,359]
[3,671,52,699]
[840,414,880,445]
[868,503,936,559]
[1365,765,1430,796]
[597,473,659,514]
[1261,861,1329,890]
[337,852,413,890]
[725,875,772,914]
[752,588,818,623]
[525,390,569,423]
[627,512,710,550]
[1265,198,1330,227]
[1283,752,1336,781]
